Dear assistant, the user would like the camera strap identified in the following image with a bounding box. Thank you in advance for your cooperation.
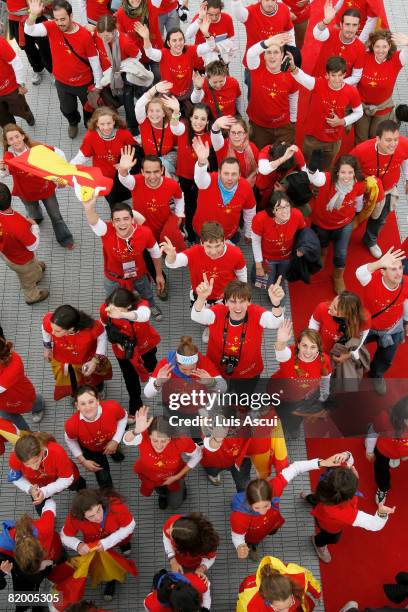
[221,312,248,368]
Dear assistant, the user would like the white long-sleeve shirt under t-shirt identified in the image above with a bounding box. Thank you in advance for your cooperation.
[122,432,203,468]
[61,517,136,552]
[165,248,247,283]
[118,173,185,218]
[89,218,162,262]
[275,346,331,401]
[191,304,283,330]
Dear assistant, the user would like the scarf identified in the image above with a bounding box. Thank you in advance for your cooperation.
[217,176,238,206]
[231,491,281,514]
[326,180,354,212]
[123,0,149,23]
[96,127,118,141]
[227,136,257,187]
[103,32,123,96]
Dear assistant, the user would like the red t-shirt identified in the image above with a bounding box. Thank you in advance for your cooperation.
[152,354,220,414]
[99,222,156,281]
[350,137,408,192]
[201,437,249,469]
[202,76,241,118]
[176,129,211,180]
[358,51,403,111]
[4,507,62,562]
[79,129,136,179]
[315,30,366,78]
[252,208,306,261]
[247,64,298,128]
[9,441,79,487]
[144,574,206,611]
[131,175,182,238]
[163,514,217,569]
[139,119,177,156]
[42,312,104,365]
[207,303,267,378]
[192,12,234,44]
[193,173,256,240]
[311,301,371,353]
[63,498,133,544]
[0,37,18,96]
[310,174,367,229]
[132,431,197,485]
[312,496,359,533]
[273,345,332,402]
[43,21,97,86]
[185,243,246,300]
[360,270,408,330]
[5,147,57,201]
[160,46,198,97]
[305,78,361,142]
[65,400,126,452]
[95,31,139,72]
[230,473,288,543]
[243,2,293,68]
[115,4,162,63]
[0,210,36,265]
[86,0,112,23]
[99,301,160,357]
[0,352,35,414]
[215,141,259,180]
[256,148,305,192]
[373,409,408,459]
[282,0,310,22]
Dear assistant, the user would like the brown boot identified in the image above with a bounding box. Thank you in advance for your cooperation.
[320,247,329,267]
[332,268,346,295]
[26,289,49,305]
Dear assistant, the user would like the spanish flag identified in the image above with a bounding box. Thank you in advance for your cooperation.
[49,545,138,610]
[0,419,20,456]
[4,145,113,202]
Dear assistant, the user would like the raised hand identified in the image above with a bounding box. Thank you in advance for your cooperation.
[156,363,174,384]
[268,274,285,306]
[391,32,408,47]
[213,115,236,131]
[192,136,210,164]
[196,272,214,300]
[27,0,44,17]
[155,80,173,94]
[277,318,293,344]
[119,145,137,174]
[192,70,205,89]
[379,246,406,269]
[161,94,180,113]
[265,32,291,47]
[320,452,351,467]
[134,22,150,41]
[160,236,177,261]
[134,405,154,434]
[0,560,13,574]
[323,0,336,24]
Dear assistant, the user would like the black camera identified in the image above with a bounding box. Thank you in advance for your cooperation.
[122,338,136,360]
[220,355,239,375]
[281,56,291,72]
[177,2,188,21]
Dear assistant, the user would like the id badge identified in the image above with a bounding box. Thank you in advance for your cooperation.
[122,260,137,279]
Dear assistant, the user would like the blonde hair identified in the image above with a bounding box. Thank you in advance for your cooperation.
[14,515,44,574]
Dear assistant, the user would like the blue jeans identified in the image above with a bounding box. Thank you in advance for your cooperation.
[103,273,156,307]
[21,195,73,247]
[158,8,180,36]
[366,330,400,379]
[204,457,251,493]
[363,193,391,247]
[312,220,354,268]
[0,393,44,430]
[251,259,290,288]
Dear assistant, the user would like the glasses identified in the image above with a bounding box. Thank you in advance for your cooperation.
[267,595,295,611]
[230,131,245,136]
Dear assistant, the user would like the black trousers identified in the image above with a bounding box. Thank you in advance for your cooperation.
[55,80,92,127]
[117,348,157,415]
[81,446,113,489]
[33,476,86,516]
[304,493,343,547]
[178,177,198,243]
[374,446,391,492]
[9,18,52,74]
[143,250,167,284]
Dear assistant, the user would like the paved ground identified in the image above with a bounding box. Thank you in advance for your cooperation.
[0,0,406,609]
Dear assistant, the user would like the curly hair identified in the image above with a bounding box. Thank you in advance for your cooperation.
[367,29,396,60]
[171,513,219,556]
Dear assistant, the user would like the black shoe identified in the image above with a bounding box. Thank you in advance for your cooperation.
[111,449,125,463]
[158,495,168,510]
[383,584,408,604]
[26,112,35,126]
[396,572,408,585]
[103,580,116,601]
[119,542,132,556]
[182,485,187,500]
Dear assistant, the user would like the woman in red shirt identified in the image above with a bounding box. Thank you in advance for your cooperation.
[251,192,306,291]
[135,80,184,177]
[355,30,408,143]
[100,287,160,423]
[201,425,252,492]
[365,396,408,505]
[8,432,86,515]
[70,106,141,210]
[300,452,395,563]
[144,568,210,611]
[307,155,369,294]
[174,102,213,243]
[230,452,342,561]
[64,384,127,490]
[273,320,331,438]
[162,513,219,581]
[61,488,136,601]
[0,499,63,599]
[1,123,74,248]
[123,406,202,509]
[42,305,112,400]
[211,115,259,187]
[0,337,44,429]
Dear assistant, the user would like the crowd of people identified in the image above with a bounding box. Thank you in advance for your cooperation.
[0,0,407,608]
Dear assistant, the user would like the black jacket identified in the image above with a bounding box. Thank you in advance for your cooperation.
[285,227,322,284]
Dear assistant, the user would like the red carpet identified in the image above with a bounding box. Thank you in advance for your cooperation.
[306,438,408,611]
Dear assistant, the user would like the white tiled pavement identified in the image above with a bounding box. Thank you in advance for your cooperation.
[0,0,406,609]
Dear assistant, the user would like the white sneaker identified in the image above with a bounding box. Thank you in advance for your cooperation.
[389,458,401,468]
[207,473,221,486]
[202,326,209,343]
[32,70,44,85]
[369,244,382,259]
[338,602,359,612]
